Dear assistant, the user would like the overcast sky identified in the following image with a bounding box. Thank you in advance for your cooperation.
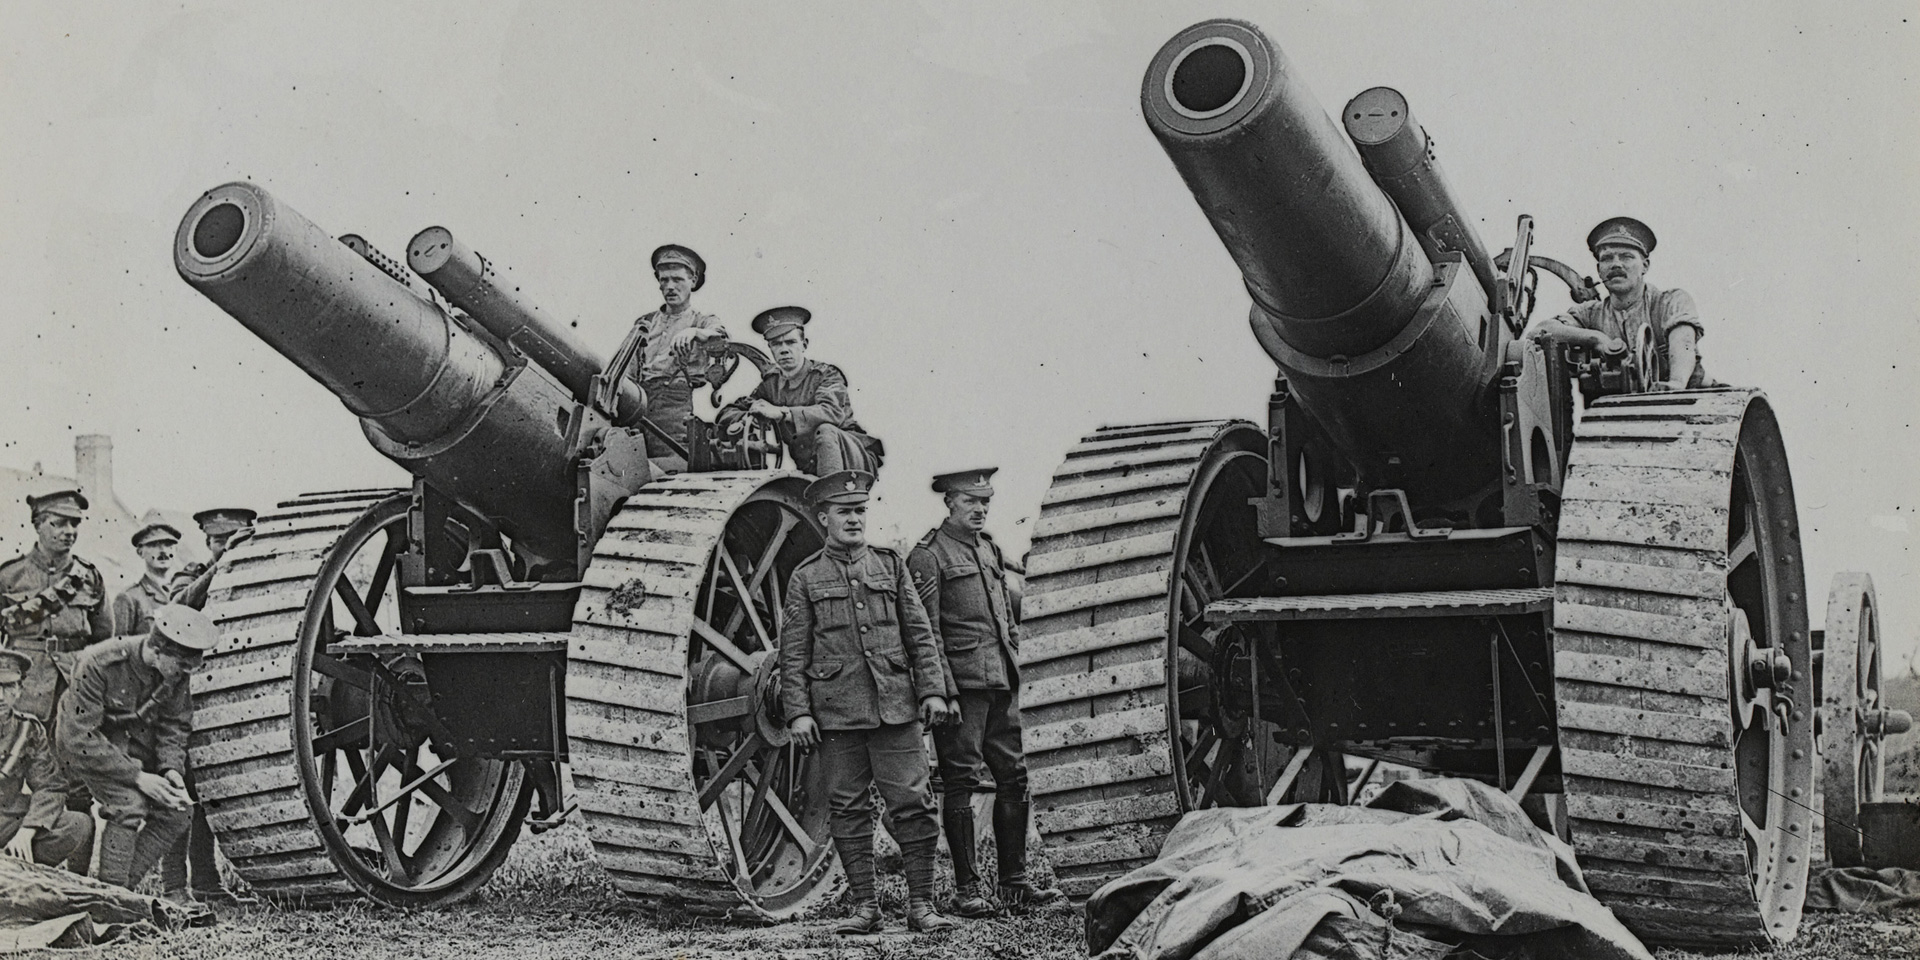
[3,1,1915,658]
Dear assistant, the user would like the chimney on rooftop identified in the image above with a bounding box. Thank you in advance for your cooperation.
[75,435,113,504]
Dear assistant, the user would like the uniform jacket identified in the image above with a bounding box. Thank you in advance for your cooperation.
[0,710,67,830]
[112,575,171,637]
[778,543,950,729]
[56,635,191,787]
[908,523,1020,691]
[717,360,881,470]
[622,307,726,383]
[0,548,112,649]
[1564,283,1710,387]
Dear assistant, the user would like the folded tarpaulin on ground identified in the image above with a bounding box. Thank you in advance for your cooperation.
[0,857,192,951]
[1085,778,1653,960]
[1806,865,1920,914]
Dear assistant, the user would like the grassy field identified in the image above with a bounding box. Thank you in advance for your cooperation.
[23,821,1912,960]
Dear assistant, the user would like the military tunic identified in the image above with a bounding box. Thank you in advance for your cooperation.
[0,710,90,866]
[778,542,947,848]
[113,575,172,637]
[718,360,882,476]
[0,548,113,720]
[56,635,191,827]
[615,307,726,455]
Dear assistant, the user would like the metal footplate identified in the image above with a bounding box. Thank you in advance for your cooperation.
[325,631,569,656]
[1206,587,1554,623]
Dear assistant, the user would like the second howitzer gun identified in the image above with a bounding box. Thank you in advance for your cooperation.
[1015,19,1906,949]
[173,184,841,916]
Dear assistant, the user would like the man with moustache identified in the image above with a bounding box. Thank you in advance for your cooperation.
[1525,217,1711,392]
[0,491,114,726]
[908,468,1062,916]
[114,523,182,637]
[58,604,216,891]
[779,470,957,934]
[606,244,729,465]
[715,306,884,477]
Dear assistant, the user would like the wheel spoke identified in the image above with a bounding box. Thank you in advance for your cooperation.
[1200,738,1240,808]
[415,774,482,833]
[688,696,751,724]
[338,744,398,818]
[334,578,381,636]
[311,653,374,691]
[744,762,817,857]
[698,733,768,809]
[1727,513,1758,571]
[690,617,757,673]
[366,809,411,882]
[746,513,798,595]
[313,716,370,754]
[721,549,774,653]
[364,534,401,621]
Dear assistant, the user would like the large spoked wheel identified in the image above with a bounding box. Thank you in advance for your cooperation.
[568,474,839,920]
[1554,389,1815,947]
[192,490,527,905]
[1820,572,1907,867]
[1017,421,1267,897]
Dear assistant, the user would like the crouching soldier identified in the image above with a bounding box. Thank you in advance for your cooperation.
[0,651,92,870]
[779,470,958,935]
[57,604,216,891]
[910,469,1062,916]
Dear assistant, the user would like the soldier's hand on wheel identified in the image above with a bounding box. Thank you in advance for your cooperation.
[747,399,785,421]
[921,696,951,727]
[3,828,35,860]
[137,771,191,810]
[789,716,820,749]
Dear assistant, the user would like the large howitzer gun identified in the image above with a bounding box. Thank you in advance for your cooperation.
[1016,19,1905,949]
[173,185,842,917]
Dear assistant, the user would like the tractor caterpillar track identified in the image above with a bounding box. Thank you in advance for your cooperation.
[1553,389,1814,946]
[1018,420,1259,897]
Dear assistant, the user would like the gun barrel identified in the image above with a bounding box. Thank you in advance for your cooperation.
[1142,19,1433,358]
[407,227,645,424]
[1343,87,1498,302]
[174,182,600,564]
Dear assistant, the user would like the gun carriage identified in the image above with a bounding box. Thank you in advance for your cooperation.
[173,183,837,918]
[1015,19,1907,948]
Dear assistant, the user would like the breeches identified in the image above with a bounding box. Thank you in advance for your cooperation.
[801,423,880,477]
[0,810,92,867]
[932,689,1029,803]
[819,721,939,845]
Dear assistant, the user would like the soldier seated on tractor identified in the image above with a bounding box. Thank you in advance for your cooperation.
[1525,216,1713,393]
[715,306,884,477]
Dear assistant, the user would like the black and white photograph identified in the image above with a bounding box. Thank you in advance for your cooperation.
[1,2,1916,956]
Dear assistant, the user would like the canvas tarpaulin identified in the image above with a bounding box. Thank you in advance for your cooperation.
[0,857,195,951]
[1085,778,1652,960]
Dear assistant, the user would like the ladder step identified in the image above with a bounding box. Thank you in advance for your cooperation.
[326,631,569,655]
[1206,588,1553,623]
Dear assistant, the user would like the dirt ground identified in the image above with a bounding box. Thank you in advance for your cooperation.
[21,824,1920,959]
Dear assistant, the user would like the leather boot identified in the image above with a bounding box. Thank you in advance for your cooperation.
[187,808,257,907]
[994,799,1063,909]
[907,898,959,933]
[834,900,885,935]
[901,836,958,932]
[831,828,884,935]
[160,833,191,901]
[941,799,994,917]
[95,823,140,890]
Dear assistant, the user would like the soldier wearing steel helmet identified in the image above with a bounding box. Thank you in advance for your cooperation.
[778,470,958,934]
[605,243,730,465]
[0,490,114,724]
[1525,217,1712,391]
[908,468,1062,916]
[0,649,93,871]
[114,522,182,637]
[58,604,218,891]
[716,307,884,476]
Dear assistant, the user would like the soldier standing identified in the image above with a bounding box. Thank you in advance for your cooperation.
[114,523,182,637]
[716,307,883,476]
[908,469,1063,915]
[57,604,215,891]
[605,244,728,465]
[0,490,113,725]
[163,508,256,906]
[778,470,958,934]
[0,650,93,870]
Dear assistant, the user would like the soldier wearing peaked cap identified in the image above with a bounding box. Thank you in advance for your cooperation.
[1526,216,1712,393]
[169,508,257,612]
[716,307,884,477]
[0,490,113,724]
[114,523,182,638]
[59,604,217,892]
[778,470,960,934]
[0,649,94,871]
[605,243,729,469]
[908,469,1062,916]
